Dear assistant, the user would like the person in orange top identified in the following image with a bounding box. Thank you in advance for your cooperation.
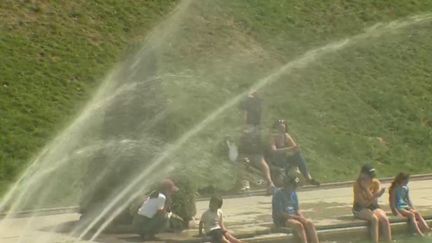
[352,165,392,243]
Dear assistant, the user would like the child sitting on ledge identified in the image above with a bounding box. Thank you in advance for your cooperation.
[199,195,243,243]
[389,172,431,236]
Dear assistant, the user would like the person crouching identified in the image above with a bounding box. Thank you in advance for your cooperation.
[133,179,179,240]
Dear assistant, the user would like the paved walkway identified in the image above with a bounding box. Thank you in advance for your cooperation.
[0,179,431,242]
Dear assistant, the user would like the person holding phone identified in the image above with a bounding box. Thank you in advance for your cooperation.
[352,165,391,243]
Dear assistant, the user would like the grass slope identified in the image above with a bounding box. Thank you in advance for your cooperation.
[1,0,432,196]
[0,0,178,194]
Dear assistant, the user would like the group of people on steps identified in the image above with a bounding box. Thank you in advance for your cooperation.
[352,165,430,243]
[131,91,430,242]
[130,167,430,243]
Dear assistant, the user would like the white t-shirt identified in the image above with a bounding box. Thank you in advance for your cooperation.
[137,193,166,218]
[200,209,223,233]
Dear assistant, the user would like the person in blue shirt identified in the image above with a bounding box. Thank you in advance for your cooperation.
[272,175,319,243]
[389,172,431,236]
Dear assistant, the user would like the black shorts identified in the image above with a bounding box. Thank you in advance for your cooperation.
[352,203,380,218]
[207,228,227,243]
[273,218,285,227]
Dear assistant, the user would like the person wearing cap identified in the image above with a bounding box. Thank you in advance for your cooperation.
[272,175,319,243]
[352,165,391,243]
[133,179,179,240]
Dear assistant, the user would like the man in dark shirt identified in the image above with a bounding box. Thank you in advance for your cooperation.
[240,91,262,127]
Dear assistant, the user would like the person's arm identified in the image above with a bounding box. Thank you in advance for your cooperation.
[239,99,248,123]
[198,220,204,236]
[359,180,384,206]
[289,211,303,220]
[270,134,299,153]
[292,193,303,219]
[371,181,386,199]
[218,210,228,232]
[407,189,415,209]
[389,189,401,217]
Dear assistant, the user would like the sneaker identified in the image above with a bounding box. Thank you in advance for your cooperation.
[256,179,265,185]
[240,180,250,192]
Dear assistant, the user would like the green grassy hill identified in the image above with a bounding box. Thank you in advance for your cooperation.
[2,0,432,196]
[0,0,178,194]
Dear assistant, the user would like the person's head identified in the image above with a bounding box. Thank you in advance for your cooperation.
[392,172,410,187]
[358,164,376,186]
[209,195,223,211]
[273,119,288,133]
[159,178,179,196]
[389,172,410,202]
[282,175,300,191]
[248,90,258,98]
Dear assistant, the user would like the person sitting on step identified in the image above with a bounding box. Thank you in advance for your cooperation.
[272,175,319,243]
[389,172,430,236]
[352,165,391,243]
[269,119,320,186]
[199,195,243,243]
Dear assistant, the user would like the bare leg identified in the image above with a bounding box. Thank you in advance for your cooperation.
[399,209,423,236]
[224,231,242,243]
[374,209,392,242]
[221,236,230,243]
[298,218,319,243]
[286,219,307,243]
[356,209,379,243]
[412,210,430,233]
[259,157,275,188]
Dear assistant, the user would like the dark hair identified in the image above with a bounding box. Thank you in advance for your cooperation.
[209,195,223,209]
[273,119,288,133]
[389,172,410,200]
[149,190,160,199]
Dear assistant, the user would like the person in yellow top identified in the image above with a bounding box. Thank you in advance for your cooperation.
[352,165,392,243]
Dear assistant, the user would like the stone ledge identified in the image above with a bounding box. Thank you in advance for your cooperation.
[169,216,432,242]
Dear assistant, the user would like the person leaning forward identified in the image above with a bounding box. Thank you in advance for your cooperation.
[133,179,179,240]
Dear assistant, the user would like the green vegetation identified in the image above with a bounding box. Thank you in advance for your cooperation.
[0,0,178,194]
[1,0,432,199]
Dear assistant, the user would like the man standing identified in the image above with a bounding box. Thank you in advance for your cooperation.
[240,90,262,129]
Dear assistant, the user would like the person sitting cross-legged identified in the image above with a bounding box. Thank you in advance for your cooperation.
[272,175,319,243]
